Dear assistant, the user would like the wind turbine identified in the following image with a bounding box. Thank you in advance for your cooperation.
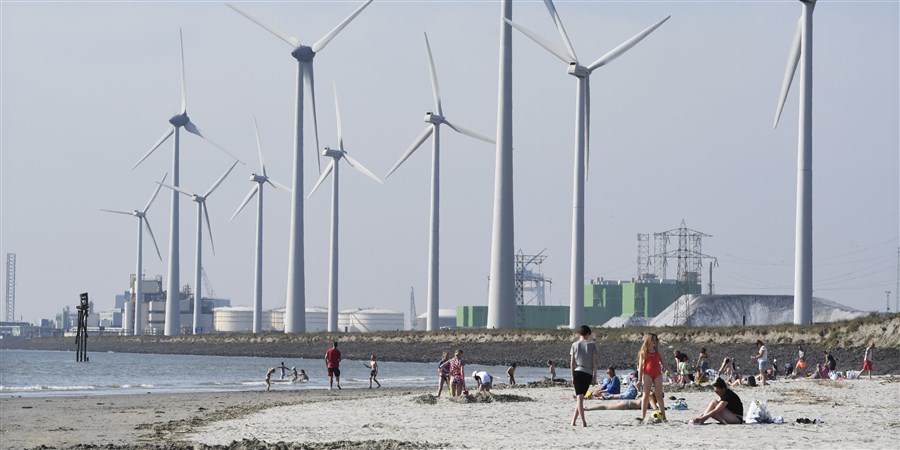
[308,83,383,332]
[230,116,291,334]
[773,0,816,325]
[101,173,167,336]
[226,0,374,333]
[506,1,669,329]
[159,161,239,334]
[385,33,495,332]
[132,29,242,336]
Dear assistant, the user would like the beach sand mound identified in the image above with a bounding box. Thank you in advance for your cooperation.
[411,394,438,405]
[448,392,534,404]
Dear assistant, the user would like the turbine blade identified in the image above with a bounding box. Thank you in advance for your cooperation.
[774,18,802,129]
[205,160,239,198]
[203,202,215,256]
[100,208,134,216]
[157,181,195,198]
[344,153,383,185]
[252,115,267,177]
[504,18,573,64]
[179,29,187,114]
[230,184,259,222]
[143,172,169,214]
[225,3,301,48]
[267,178,292,193]
[308,159,335,198]
[132,127,174,170]
[587,15,670,71]
[304,61,322,173]
[311,0,374,53]
[424,32,443,116]
[443,119,496,144]
[385,126,433,179]
[542,0,578,62]
[333,81,343,150]
[143,217,163,261]
[183,120,244,163]
[585,77,591,181]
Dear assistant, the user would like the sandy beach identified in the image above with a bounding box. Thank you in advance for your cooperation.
[3,377,898,449]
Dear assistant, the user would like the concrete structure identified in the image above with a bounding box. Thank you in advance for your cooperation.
[338,308,404,333]
[416,308,457,330]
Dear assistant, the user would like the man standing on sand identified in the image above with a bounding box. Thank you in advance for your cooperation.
[861,343,875,379]
[325,341,342,390]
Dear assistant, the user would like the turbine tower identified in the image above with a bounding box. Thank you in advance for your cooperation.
[159,161,239,334]
[507,1,669,328]
[773,0,816,325]
[230,116,291,333]
[487,0,515,329]
[385,33,495,332]
[227,1,374,333]
[100,173,166,336]
[308,83,383,332]
[132,30,242,336]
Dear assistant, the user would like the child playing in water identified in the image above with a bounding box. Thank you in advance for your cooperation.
[364,355,381,388]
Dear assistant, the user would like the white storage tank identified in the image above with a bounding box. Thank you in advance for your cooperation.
[416,308,458,330]
[264,308,285,331]
[306,307,328,332]
[214,306,253,332]
[338,308,404,333]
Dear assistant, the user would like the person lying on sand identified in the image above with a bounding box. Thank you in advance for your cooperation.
[585,390,659,411]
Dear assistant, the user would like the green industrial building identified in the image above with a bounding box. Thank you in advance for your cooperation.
[457,278,700,329]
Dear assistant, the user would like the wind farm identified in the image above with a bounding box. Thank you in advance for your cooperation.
[1,1,897,333]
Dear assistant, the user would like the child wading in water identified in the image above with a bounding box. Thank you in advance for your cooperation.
[364,355,381,388]
[637,333,667,422]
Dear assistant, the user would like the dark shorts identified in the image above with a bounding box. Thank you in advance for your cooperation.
[572,370,593,396]
[370,370,377,377]
[328,367,341,377]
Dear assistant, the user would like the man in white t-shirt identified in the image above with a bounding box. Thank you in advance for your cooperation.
[472,371,493,392]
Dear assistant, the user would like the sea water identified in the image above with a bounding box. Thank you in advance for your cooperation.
[0,349,552,397]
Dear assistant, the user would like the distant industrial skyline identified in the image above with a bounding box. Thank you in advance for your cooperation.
[1,1,897,325]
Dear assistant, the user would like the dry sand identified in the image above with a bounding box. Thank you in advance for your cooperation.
[3,378,898,449]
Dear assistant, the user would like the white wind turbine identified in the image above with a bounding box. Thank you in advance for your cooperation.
[507,1,669,329]
[309,84,383,332]
[385,33,495,332]
[132,29,242,336]
[159,161,239,334]
[773,0,816,325]
[230,116,291,334]
[101,173,167,336]
[226,0,374,333]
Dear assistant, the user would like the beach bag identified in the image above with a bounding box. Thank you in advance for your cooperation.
[745,400,770,424]
[671,400,688,410]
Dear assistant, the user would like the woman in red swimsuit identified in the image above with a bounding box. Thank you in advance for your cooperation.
[637,333,667,422]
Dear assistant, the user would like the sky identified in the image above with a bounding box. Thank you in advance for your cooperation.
[1,0,898,326]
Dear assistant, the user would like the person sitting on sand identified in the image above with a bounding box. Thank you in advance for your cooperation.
[547,360,557,381]
[690,378,744,424]
[265,367,276,392]
[600,372,639,400]
[472,370,493,392]
[596,367,621,396]
[507,363,517,385]
[807,363,822,380]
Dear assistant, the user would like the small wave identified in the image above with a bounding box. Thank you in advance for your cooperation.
[0,385,99,392]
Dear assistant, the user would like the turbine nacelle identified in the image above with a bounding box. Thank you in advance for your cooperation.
[424,112,444,125]
[250,173,268,183]
[169,113,189,127]
[291,45,315,62]
[322,147,344,159]
[567,63,589,78]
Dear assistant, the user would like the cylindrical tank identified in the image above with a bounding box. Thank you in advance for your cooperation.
[123,300,134,334]
[264,308,285,332]
[306,307,328,332]
[339,308,404,333]
[416,308,457,330]
[213,306,254,332]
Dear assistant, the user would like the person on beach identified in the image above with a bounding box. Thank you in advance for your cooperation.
[598,372,638,400]
[823,350,837,373]
[265,367,276,392]
[276,361,289,379]
[299,369,309,382]
[696,347,710,382]
[570,325,600,427]
[718,357,735,381]
[325,341,342,390]
[507,363,517,385]
[436,351,450,397]
[752,340,769,386]
[586,389,658,411]
[807,363,822,379]
[548,360,557,381]
[440,349,466,397]
[690,377,744,424]
[472,370,493,392]
[291,367,299,382]
[795,344,807,377]
[596,367,620,396]
[637,333,667,422]
[861,343,875,379]
[364,355,381,388]
[673,350,690,386]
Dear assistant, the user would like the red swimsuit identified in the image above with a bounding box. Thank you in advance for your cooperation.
[643,349,662,379]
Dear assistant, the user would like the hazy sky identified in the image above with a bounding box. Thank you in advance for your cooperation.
[2,0,898,325]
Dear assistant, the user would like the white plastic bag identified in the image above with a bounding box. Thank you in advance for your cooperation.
[745,400,759,423]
